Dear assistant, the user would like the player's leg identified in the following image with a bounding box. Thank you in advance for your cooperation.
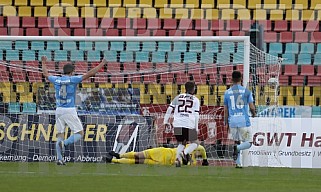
[234,127,252,168]
[182,128,199,165]
[64,114,83,146]
[174,127,186,167]
[55,114,66,165]
[229,127,240,161]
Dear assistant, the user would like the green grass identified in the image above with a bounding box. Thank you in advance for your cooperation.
[0,162,320,192]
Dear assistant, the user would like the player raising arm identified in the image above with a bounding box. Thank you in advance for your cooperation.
[163,81,200,167]
[224,71,256,168]
[42,56,107,165]
[104,144,209,166]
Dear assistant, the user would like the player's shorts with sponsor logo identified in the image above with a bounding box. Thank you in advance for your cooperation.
[55,107,83,133]
[229,127,251,142]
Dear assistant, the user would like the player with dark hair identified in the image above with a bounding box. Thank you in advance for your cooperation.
[164,81,200,167]
[224,70,256,168]
[104,144,209,166]
[42,56,107,165]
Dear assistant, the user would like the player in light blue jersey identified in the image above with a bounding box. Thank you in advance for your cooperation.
[42,56,107,165]
[224,71,256,168]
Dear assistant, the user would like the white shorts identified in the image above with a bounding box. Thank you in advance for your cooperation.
[229,127,251,142]
[55,107,83,134]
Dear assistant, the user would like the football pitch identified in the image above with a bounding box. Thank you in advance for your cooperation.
[0,162,320,192]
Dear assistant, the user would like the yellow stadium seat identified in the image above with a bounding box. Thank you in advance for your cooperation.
[15,0,27,6]
[93,0,106,7]
[30,0,43,6]
[139,0,152,7]
[128,8,141,18]
[34,7,48,17]
[248,0,261,9]
[31,83,44,93]
[311,0,321,10]
[77,0,91,6]
[175,8,189,19]
[46,0,59,6]
[81,7,94,17]
[114,83,128,89]
[207,95,216,106]
[186,0,198,8]
[279,0,292,9]
[165,84,178,96]
[197,85,209,95]
[3,94,10,103]
[0,0,12,5]
[233,0,246,9]
[201,0,215,8]
[65,6,79,17]
[253,9,266,20]
[81,83,95,88]
[221,9,235,20]
[3,6,17,16]
[285,9,300,20]
[190,9,204,19]
[237,9,251,20]
[61,0,74,6]
[217,0,231,9]
[18,6,31,16]
[140,95,151,104]
[112,7,126,18]
[304,96,314,106]
[20,93,33,103]
[159,8,173,19]
[205,9,219,20]
[148,84,161,94]
[153,95,166,104]
[294,0,308,9]
[123,0,136,7]
[154,0,167,8]
[302,10,315,21]
[263,0,277,9]
[49,6,64,17]
[97,7,111,18]
[108,0,122,7]
[143,8,157,18]
[98,83,113,88]
[10,93,17,103]
[170,0,184,8]
[269,9,284,20]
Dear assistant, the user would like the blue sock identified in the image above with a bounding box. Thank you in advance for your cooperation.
[236,153,241,165]
[64,133,82,146]
[56,137,63,160]
[237,142,252,151]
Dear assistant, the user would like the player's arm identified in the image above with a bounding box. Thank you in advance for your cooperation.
[163,96,177,125]
[82,59,107,81]
[41,56,49,79]
[194,98,200,132]
[197,145,209,166]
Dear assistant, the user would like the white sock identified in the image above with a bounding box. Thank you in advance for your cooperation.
[184,143,198,155]
[176,144,185,160]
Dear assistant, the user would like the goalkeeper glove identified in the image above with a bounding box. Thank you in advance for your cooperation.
[202,159,209,166]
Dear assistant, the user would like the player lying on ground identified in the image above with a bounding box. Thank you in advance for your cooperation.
[104,145,209,166]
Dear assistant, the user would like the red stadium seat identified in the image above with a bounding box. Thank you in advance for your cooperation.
[284,65,298,76]
[57,28,71,36]
[169,30,182,36]
[22,17,36,28]
[105,29,119,36]
[94,74,108,83]
[278,75,289,85]
[90,62,105,72]
[137,29,151,36]
[74,28,86,36]
[163,19,177,30]
[147,18,161,29]
[10,28,23,36]
[0,17,4,27]
[290,20,303,32]
[143,75,157,83]
[210,20,224,31]
[38,17,51,28]
[100,18,114,29]
[117,18,131,29]
[178,19,193,30]
[305,20,319,32]
[42,28,55,36]
[25,61,39,69]
[153,30,166,36]
[85,18,98,28]
[132,18,146,29]
[241,20,253,31]
[219,65,233,76]
[200,30,213,36]
[279,32,293,43]
[26,28,39,36]
[175,72,189,84]
[195,19,209,30]
[160,73,174,84]
[121,29,135,36]
[74,61,88,73]
[291,75,305,86]
[294,32,308,43]
[0,71,9,82]
[232,31,246,36]
[155,63,169,72]
[258,20,271,31]
[216,31,229,36]
[28,72,42,82]
[140,62,154,71]
[225,20,240,31]
[192,74,207,84]
[264,32,278,43]
[88,28,103,36]
[53,17,67,28]
[301,65,315,76]
[123,62,137,72]
[317,66,321,76]
[0,28,8,36]
[69,17,83,28]
[107,62,120,73]
[310,32,321,43]
[274,20,288,32]
[111,75,124,83]
[184,30,198,36]
[7,16,20,28]
[307,76,321,86]
[12,71,26,82]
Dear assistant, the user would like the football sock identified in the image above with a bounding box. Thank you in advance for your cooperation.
[237,142,252,151]
[112,158,135,164]
[121,152,136,159]
[64,133,82,146]
[143,159,158,165]
[184,143,198,155]
[176,144,185,160]
[236,153,241,165]
[56,137,63,160]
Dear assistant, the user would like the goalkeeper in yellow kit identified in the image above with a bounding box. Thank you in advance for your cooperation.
[104,144,209,166]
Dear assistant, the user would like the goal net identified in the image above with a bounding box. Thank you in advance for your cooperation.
[0,36,281,166]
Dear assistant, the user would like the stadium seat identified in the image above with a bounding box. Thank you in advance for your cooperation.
[77,0,90,6]
[221,9,235,20]
[136,51,150,62]
[270,10,284,20]
[142,8,156,18]
[305,21,319,32]
[194,19,209,30]
[7,16,20,28]
[316,44,321,53]
[137,29,151,36]
[132,18,146,29]
[264,32,278,43]
[110,41,124,51]
[97,7,111,18]
[70,50,84,61]
[300,43,315,54]
[117,18,131,29]
[146,18,160,29]
[294,0,308,9]
[285,43,299,54]
[173,42,187,52]
[63,41,76,50]
[200,30,213,36]
[205,9,219,20]
[8,103,20,113]
[291,75,305,86]
[22,102,37,113]
[26,28,39,36]
[112,7,126,18]
[170,0,184,8]
[279,0,292,9]
[128,8,141,18]
[38,50,52,60]
[54,50,68,61]
[3,6,16,16]
[120,51,134,62]
[10,28,23,36]
[282,53,296,64]
[79,41,93,50]
[285,10,300,20]
[86,51,100,61]
[139,0,152,7]
[210,20,224,31]
[253,10,267,20]
[248,0,261,9]
[104,51,117,61]
[274,20,288,32]
[184,52,197,63]
[22,50,36,61]
[159,8,173,19]
[163,19,177,30]
[175,8,189,19]
[294,32,308,43]
[233,0,246,8]
[225,20,240,31]
[178,19,193,30]
[237,9,251,20]
[268,43,283,54]
[15,41,28,50]
[302,10,315,21]
[34,7,48,17]
[297,54,312,65]
[31,41,44,50]
[30,0,43,6]
[279,32,293,43]
[6,50,19,61]
[200,52,213,64]
[263,0,277,9]
[310,32,321,43]
[290,20,303,32]
[100,18,114,29]
[15,0,28,6]
[168,52,182,63]
[151,52,166,63]
[70,17,83,28]
[105,29,119,36]
[301,65,315,76]
[18,6,31,17]
[190,9,203,19]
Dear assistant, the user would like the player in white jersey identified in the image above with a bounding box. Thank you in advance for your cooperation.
[224,71,256,168]
[164,81,200,167]
[42,56,107,165]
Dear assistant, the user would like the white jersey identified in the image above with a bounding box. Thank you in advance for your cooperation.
[169,93,200,129]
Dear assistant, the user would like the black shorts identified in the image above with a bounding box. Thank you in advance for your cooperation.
[174,127,197,143]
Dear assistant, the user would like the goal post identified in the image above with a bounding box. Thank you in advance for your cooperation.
[0,36,281,166]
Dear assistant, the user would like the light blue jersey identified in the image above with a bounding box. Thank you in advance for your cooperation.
[224,84,253,128]
[48,75,83,108]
